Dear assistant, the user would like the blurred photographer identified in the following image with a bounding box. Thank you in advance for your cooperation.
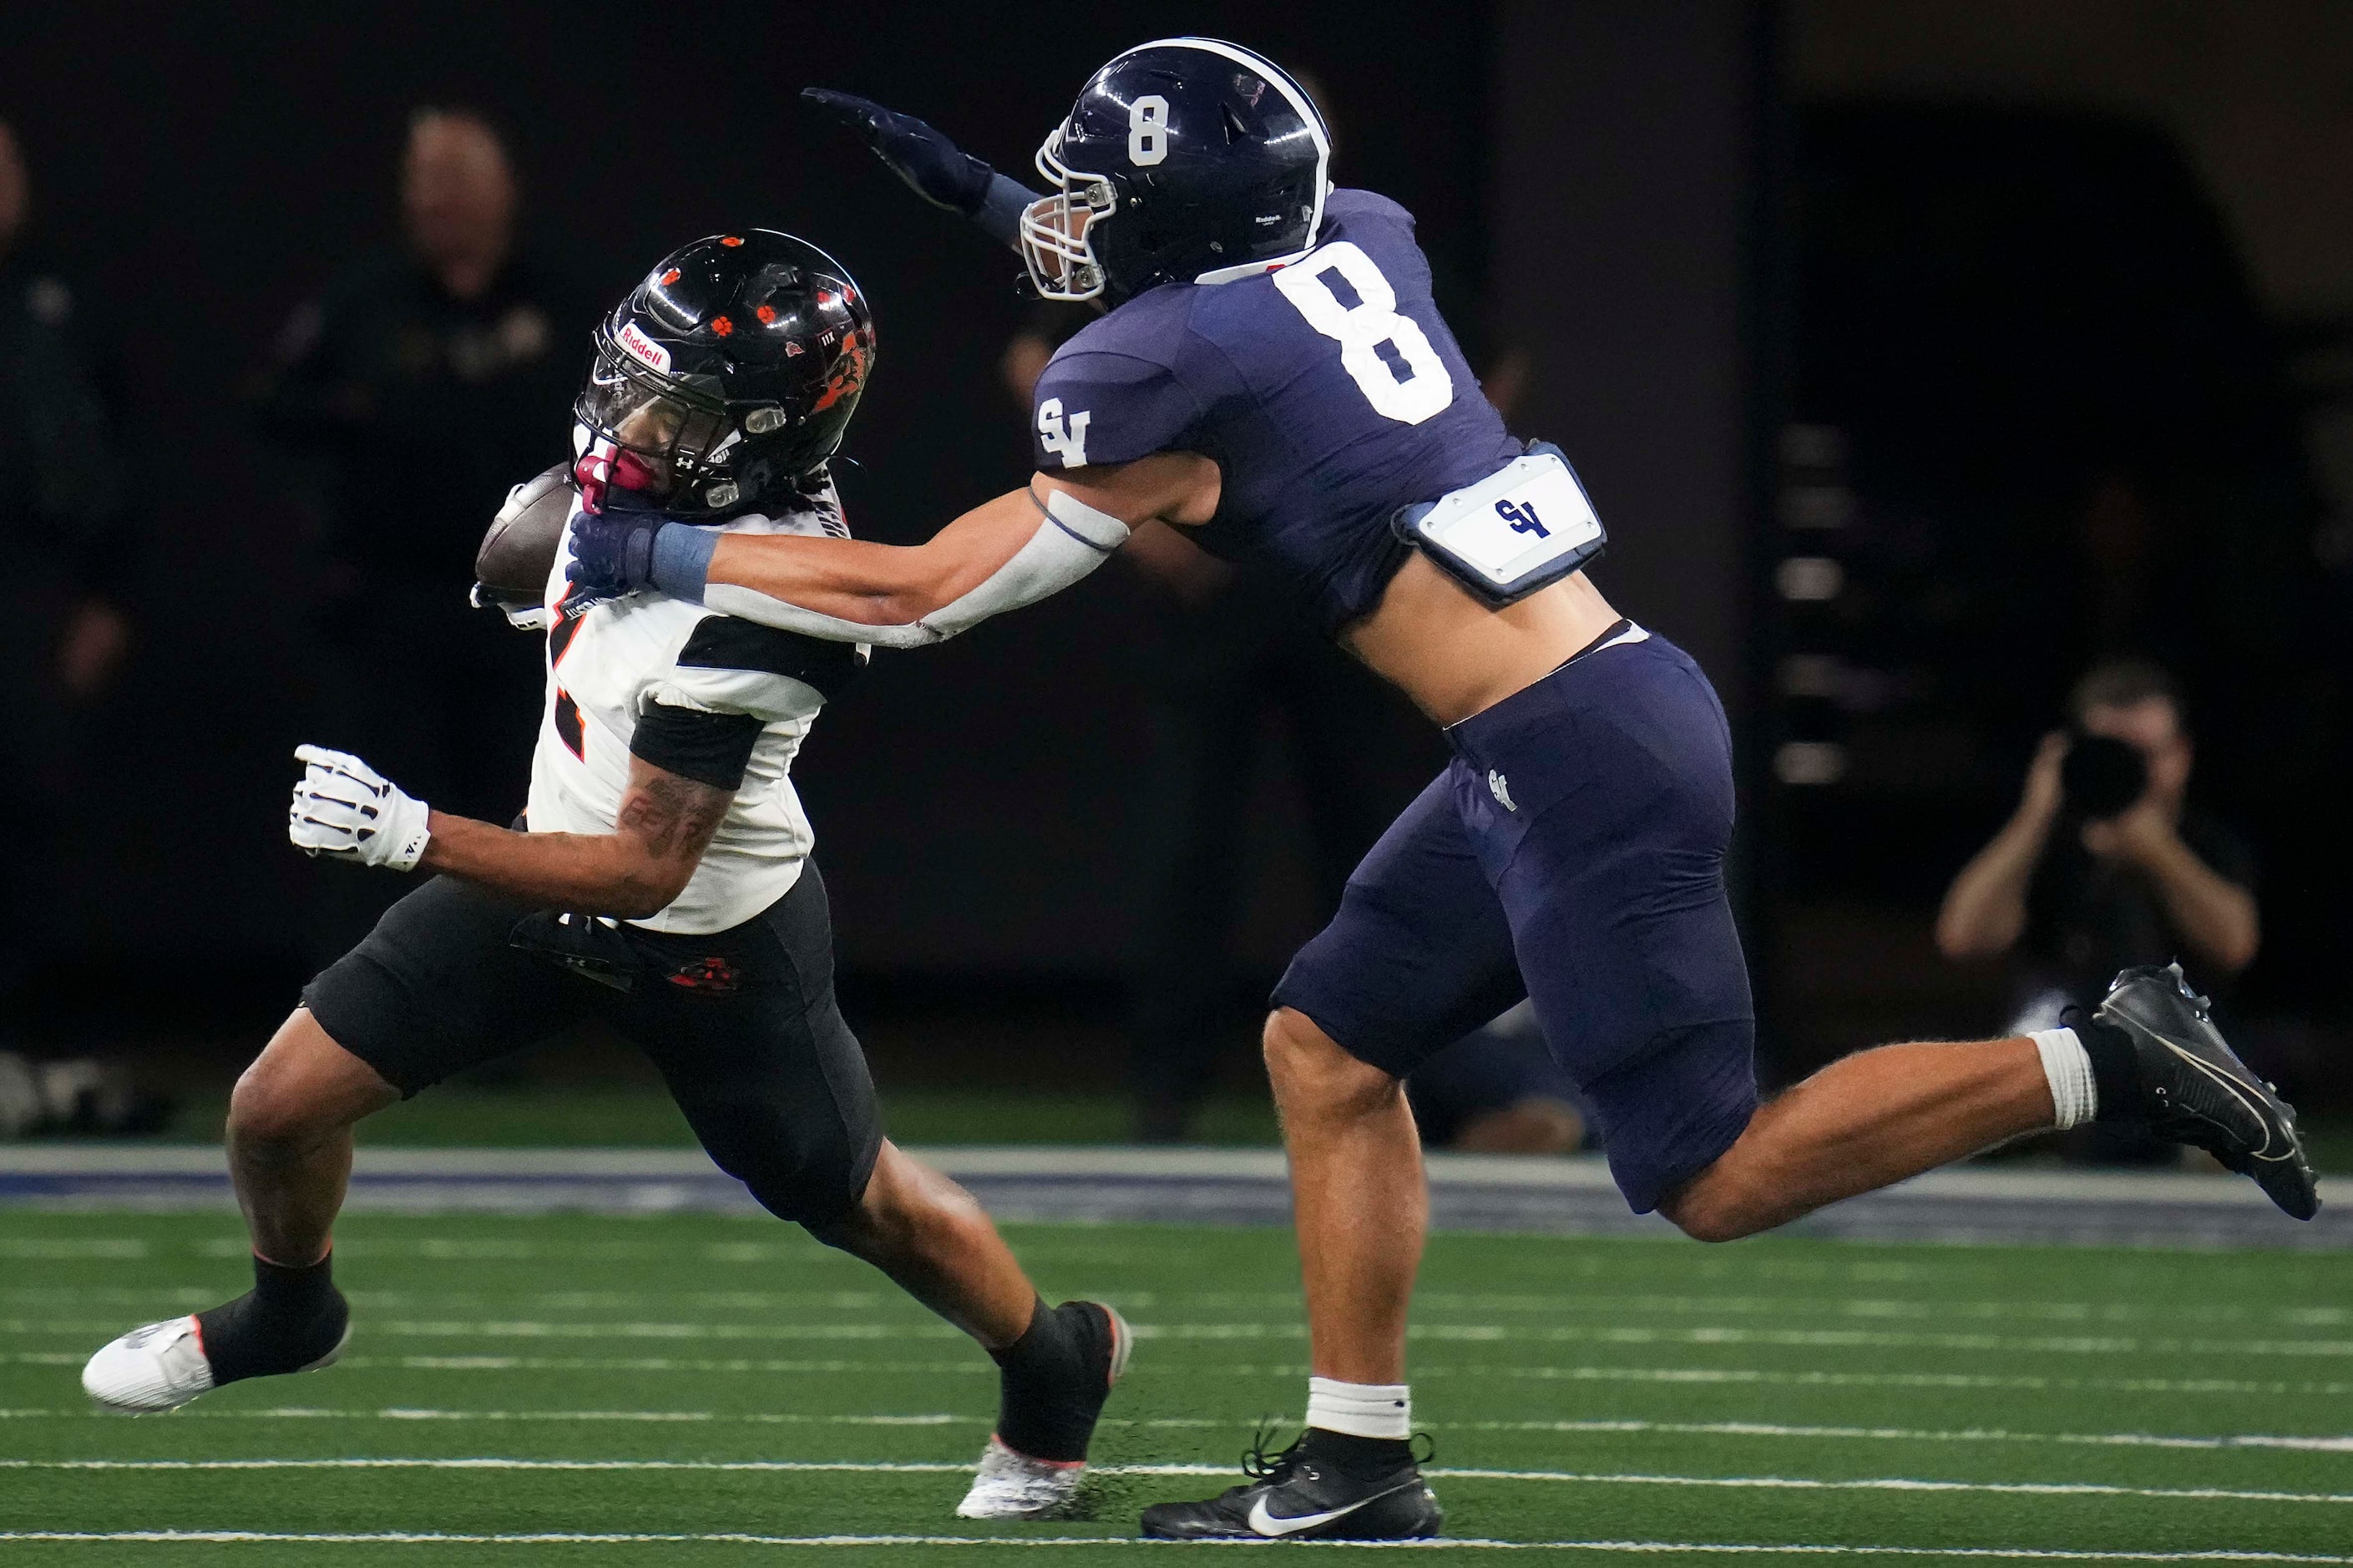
[1937,660,2259,1029]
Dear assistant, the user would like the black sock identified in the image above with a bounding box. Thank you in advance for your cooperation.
[991,1297,1105,1463]
[195,1252,348,1386]
[2078,1019,2144,1124]
[988,1295,1057,1370]
[1301,1426,1414,1478]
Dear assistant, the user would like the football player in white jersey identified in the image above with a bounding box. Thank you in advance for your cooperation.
[80,231,1128,1522]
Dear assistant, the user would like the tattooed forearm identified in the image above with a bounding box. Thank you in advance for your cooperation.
[616,768,734,862]
[416,757,736,919]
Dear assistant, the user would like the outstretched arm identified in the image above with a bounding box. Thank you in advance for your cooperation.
[419,755,732,919]
[801,89,1040,254]
[574,453,1221,646]
[706,455,1219,640]
[290,746,731,920]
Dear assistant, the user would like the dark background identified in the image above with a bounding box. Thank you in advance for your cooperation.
[7,0,1496,981]
[8,1,2350,1105]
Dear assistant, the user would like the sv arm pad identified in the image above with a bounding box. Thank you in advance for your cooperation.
[698,488,1131,648]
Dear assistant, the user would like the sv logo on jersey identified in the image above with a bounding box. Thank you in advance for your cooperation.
[1495,498,1550,539]
[1037,397,1092,468]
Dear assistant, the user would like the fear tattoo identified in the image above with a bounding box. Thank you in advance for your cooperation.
[618,767,734,863]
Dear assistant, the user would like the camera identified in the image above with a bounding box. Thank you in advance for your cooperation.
[2061,731,2148,819]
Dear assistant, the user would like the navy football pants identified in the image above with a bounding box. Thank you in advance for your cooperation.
[1273,630,1758,1213]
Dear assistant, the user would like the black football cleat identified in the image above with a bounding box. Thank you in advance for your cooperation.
[2094,962,2319,1221]
[1140,1429,1442,1542]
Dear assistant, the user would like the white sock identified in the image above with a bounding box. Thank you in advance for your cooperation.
[2031,1027,2097,1130]
[1305,1377,1411,1440]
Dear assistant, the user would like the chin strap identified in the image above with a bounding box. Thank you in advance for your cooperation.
[699,486,1131,648]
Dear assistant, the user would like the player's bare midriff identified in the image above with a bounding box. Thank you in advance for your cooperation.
[690,451,1617,731]
[1126,450,1624,728]
[1341,552,1623,727]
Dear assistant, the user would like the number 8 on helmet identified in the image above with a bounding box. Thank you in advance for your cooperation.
[1020,38,1333,303]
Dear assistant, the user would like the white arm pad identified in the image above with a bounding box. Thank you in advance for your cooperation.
[699,488,1131,648]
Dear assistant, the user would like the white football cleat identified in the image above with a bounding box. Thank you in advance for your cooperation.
[82,1313,349,1414]
[955,1435,1090,1520]
[83,1316,217,1414]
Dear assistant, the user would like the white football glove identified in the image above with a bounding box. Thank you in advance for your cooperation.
[287,745,433,872]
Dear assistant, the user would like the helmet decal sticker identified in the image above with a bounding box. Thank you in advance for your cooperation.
[617,321,671,373]
[810,331,870,413]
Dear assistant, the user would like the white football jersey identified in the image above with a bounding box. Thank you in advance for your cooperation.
[524,484,866,935]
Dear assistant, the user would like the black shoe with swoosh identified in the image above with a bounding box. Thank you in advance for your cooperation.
[1138,1429,1442,1542]
[2095,962,2320,1221]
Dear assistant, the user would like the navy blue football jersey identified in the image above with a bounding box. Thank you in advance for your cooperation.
[1030,189,1521,633]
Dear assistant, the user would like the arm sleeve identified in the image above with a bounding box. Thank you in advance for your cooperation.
[627,702,763,791]
[974,171,1038,251]
[696,488,1129,647]
[1030,347,1205,472]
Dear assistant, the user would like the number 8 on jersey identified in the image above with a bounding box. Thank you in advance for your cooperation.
[1272,242,1455,425]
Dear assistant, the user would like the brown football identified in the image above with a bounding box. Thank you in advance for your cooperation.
[474,463,574,601]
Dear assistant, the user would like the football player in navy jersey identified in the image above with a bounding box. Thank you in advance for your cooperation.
[569,39,2319,1541]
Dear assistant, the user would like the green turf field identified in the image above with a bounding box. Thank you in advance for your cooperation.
[3,1211,2350,1564]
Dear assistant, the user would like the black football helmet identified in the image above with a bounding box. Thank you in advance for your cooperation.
[1021,37,1331,304]
[573,230,875,517]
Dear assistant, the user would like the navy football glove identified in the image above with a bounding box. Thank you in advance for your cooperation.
[564,512,667,606]
[801,88,995,216]
[565,513,719,610]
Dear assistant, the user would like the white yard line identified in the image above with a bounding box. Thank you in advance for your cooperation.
[18,1457,1014,1471]
[1404,1294,2348,1328]
[1,1457,2345,1506]
[1426,1470,2353,1504]
[0,1531,2348,1560]
[0,1239,149,1258]
[1423,1365,2353,1397]
[6,1401,2349,1452]
[0,1318,963,1343]
[13,1316,2353,1359]
[14,1356,2353,1397]
[1453,1419,2353,1454]
[3,1337,985,1368]
[13,1281,2338,1328]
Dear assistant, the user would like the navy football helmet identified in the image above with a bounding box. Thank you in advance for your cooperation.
[573,230,875,517]
[1022,38,1331,304]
